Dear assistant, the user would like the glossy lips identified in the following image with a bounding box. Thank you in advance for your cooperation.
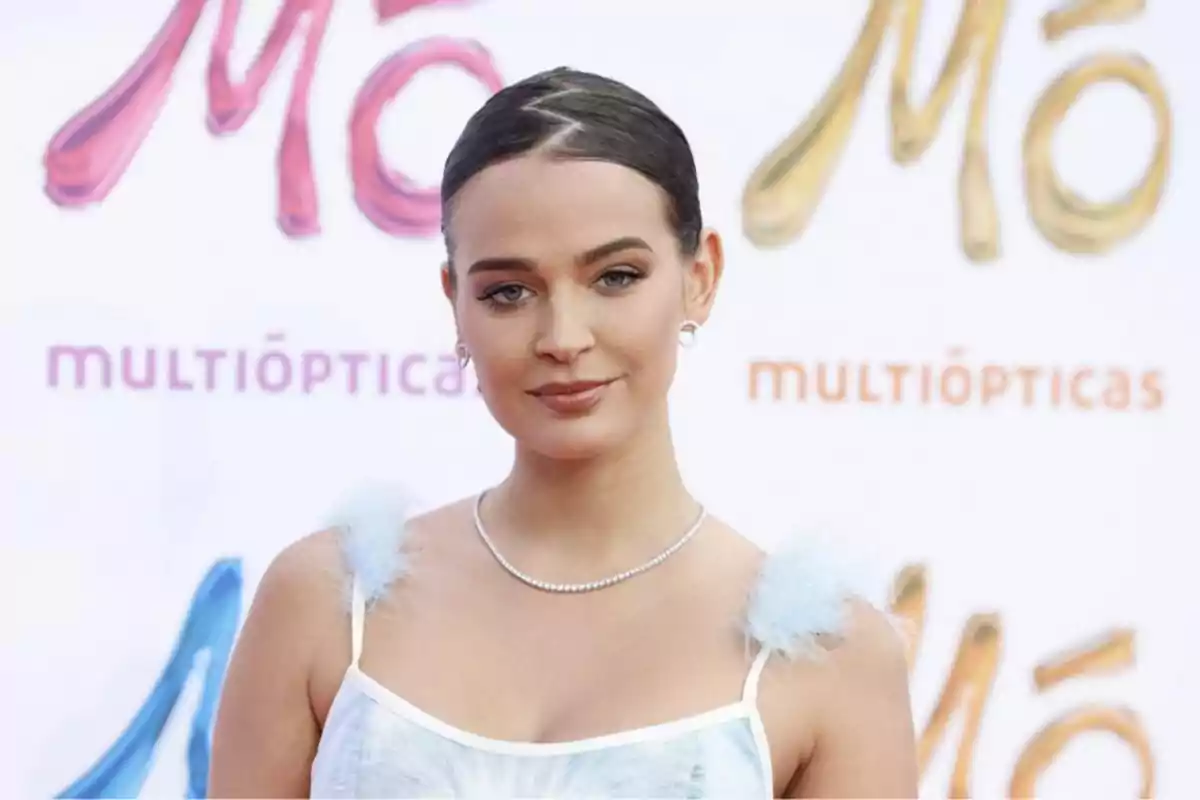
[527,378,616,414]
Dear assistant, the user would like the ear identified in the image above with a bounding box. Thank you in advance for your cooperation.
[441,262,456,301]
[682,228,724,326]
[441,262,461,330]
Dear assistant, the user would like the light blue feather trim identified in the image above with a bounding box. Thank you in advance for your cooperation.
[323,481,416,608]
[743,534,873,660]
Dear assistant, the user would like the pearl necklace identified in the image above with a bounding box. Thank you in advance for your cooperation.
[471,493,708,594]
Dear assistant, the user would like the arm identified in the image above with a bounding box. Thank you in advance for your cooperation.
[209,532,343,798]
[787,602,919,798]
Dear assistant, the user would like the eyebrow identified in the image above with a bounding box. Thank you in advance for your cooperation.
[465,236,653,276]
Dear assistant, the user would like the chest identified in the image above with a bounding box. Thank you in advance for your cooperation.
[311,690,772,799]
[344,564,755,746]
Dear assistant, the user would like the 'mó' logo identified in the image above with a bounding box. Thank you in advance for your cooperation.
[42,0,502,239]
[741,0,1173,262]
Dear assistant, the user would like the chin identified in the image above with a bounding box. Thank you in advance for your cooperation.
[514,418,634,462]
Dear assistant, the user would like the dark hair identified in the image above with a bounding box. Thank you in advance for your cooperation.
[441,67,702,256]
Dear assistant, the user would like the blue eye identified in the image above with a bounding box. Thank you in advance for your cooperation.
[597,269,643,290]
[480,284,532,307]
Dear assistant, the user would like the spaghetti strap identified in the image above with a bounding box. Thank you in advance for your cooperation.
[741,646,772,705]
[350,578,365,667]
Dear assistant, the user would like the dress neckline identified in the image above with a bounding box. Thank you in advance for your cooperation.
[341,663,767,757]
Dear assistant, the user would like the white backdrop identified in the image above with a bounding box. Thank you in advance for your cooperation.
[1,0,1196,797]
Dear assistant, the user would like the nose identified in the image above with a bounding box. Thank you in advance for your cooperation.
[533,290,595,363]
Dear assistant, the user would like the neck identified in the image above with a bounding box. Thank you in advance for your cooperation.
[488,409,697,555]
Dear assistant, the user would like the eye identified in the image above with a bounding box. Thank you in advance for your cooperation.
[596,268,643,291]
[479,283,533,307]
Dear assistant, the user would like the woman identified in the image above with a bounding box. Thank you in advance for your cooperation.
[209,67,919,798]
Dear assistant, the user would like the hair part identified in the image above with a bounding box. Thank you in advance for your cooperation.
[440,67,703,260]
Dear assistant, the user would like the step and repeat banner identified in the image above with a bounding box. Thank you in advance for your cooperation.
[1,0,1196,797]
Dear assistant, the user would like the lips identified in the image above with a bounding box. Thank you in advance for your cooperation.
[530,380,613,397]
[527,378,617,414]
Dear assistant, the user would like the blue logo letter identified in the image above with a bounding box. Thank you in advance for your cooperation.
[58,559,243,799]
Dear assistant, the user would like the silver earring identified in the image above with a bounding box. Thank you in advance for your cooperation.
[455,341,470,369]
[679,321,699,348]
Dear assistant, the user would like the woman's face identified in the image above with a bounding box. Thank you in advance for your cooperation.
[443,155,722,461]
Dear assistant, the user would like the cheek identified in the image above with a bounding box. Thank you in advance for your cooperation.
[458,297,518,354]
[605,288,683,378]
[458,311,537,411]
[468,323,530,377]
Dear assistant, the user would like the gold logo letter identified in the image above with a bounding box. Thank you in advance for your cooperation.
[742,0,1006,261]
[1010,630,1154,796]
[1023,53,1171,255]
[1042,0,1146,41]
[890,566,1002,797]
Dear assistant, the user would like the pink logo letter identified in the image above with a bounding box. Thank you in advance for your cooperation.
[349,1,503,237]
[43,0,333,237]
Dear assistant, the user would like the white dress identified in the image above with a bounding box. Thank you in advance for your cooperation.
[309,486,867,799]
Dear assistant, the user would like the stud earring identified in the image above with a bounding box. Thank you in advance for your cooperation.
[455,341,470,369]
[679,321,699,348]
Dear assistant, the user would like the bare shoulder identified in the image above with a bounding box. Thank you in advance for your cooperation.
[401,496,478,562]
[825,599,909,683]
[208,529,349,797]
[700,520,768,582]
[238,529,352,689]
[711,518,769,558]
[406,496,473,540]
[783,599,919,797]
[255,528,347,615]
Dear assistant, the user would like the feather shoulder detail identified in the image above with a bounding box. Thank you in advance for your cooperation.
[743,533,879,660]
[323,481,417,609]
